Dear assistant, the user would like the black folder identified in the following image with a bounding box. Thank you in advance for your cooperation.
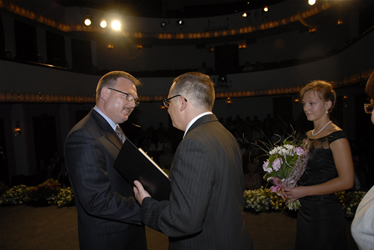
[114,139,171,201]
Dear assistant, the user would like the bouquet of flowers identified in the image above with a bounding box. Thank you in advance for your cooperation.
[259,135,310,210]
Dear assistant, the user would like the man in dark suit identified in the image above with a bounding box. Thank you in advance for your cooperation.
[64,71,147,250]
[134,72,253,249]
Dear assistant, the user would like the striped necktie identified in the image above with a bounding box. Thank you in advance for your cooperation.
[115,125,126,143]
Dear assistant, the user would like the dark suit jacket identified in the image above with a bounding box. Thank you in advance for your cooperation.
[64,109,147,250]
[142,114,253,250]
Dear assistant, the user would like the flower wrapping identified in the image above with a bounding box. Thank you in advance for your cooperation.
[260,137,310,210]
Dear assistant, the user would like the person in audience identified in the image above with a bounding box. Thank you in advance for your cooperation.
[283,80,354,250]
[64,71,147,249]
[158,145,174,170]
[244,154,264,190]
[351,71,374,249]
[254,61,263,70]
[48,156,60,180]
[133,72,253,249]
[57,158,70,188]
[242,61,254,72]
[197,61,210,75]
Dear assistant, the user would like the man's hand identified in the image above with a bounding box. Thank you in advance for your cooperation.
[133,180,151,205]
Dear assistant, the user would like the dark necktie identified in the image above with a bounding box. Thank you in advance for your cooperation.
[115,125,126,143]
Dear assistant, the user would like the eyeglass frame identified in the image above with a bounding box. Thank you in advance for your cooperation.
[108,87,140,106]
[163,95,187,108]
[364,103,374,114]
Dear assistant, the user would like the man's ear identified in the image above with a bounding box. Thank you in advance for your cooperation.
[101,87,110,101]
[179,95,187,111]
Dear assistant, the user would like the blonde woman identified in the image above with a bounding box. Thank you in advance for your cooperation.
[283,80,354,250]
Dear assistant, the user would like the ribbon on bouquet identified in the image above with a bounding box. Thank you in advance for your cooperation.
[268,177,284,195]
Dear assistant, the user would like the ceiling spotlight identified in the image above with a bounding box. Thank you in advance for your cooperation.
[84,15,92,26]
[84,18,92,26]
[308,0,316,5]
[242,13,247,18]
[100,20,107,28]
[160,21,166,28]
[177,19,184,25]
[111,20,121,30]
[263,6,269,12]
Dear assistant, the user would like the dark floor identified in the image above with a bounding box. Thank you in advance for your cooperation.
[0,205,358,250]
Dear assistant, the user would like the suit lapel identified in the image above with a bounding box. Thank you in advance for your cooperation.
[90,109,123,150]
[106,131,123,149]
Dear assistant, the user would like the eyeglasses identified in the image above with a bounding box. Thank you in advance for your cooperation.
[163,95,187,108]
[108,87,139,106]
[364,103,373,114]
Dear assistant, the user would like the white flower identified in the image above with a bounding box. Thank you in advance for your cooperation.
[269,146,281,155]
[262,160,272,173]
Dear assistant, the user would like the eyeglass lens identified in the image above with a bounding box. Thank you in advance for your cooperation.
[163,100,170,108]
[163,95,181,108]
[108,87,139,106]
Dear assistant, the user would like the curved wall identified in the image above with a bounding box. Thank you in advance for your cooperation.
[0,0,373,183]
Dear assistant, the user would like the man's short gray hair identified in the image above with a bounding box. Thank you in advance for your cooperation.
[171,72,215,110]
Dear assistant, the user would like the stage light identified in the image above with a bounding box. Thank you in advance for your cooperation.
[160,21,166,27]
[177,19,184,25]
[308,0,316,6]
[263,6,269,12]
[111,20,121,30]
[14,121,21,136]
[84,17,92,26]
[219,75,227,82]
[242,12,247,18]
[100,20,107,28]
[227,97,231,104]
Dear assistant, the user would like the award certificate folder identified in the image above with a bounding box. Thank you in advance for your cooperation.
[114,139,171,201]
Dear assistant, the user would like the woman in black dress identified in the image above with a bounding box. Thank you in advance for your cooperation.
[283,80,354,250]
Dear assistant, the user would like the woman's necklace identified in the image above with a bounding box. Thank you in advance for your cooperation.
[312,121,332,136]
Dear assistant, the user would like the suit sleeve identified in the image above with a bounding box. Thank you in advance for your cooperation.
[65,128,142,224]
[142,137,215,237]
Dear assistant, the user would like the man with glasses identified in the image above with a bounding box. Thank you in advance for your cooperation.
[351,71,374,249]
[64,71,147,249]
[133,72,253,250]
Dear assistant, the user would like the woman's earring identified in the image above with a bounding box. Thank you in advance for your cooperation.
[326,110,328,114]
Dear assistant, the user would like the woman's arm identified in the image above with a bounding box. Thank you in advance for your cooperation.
[283,138,354,201]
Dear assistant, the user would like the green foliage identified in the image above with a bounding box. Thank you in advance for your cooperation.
[244,187,367,218]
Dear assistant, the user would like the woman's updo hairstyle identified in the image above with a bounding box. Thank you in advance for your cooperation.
[299,80,336,114]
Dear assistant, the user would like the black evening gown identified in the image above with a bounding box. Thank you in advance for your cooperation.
[296,131,348,250]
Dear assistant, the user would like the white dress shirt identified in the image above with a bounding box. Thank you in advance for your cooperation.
[351,185,374,249]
